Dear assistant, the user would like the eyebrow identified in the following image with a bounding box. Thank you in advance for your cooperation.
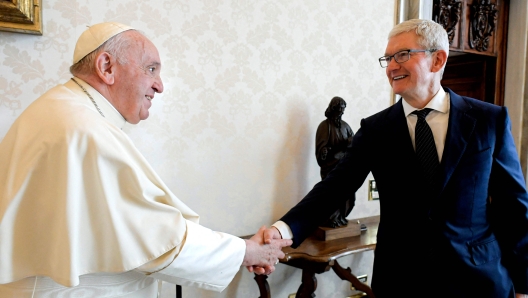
[383,49,410,56]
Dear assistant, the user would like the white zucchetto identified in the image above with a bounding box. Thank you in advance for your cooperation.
[73,22,134,64]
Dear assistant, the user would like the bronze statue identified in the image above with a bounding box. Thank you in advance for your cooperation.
[315,96,355,228]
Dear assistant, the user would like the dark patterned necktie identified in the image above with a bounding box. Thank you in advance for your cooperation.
[412,108,439,185]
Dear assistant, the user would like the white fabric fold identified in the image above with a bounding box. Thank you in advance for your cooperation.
[0,271,158,298]
[148,220,245,292]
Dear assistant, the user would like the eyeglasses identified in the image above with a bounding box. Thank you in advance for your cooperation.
[378,49,436,68]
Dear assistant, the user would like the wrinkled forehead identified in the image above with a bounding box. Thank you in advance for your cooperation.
[126,31,162,65]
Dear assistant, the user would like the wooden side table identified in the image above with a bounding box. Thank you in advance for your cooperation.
[255,216,379,298]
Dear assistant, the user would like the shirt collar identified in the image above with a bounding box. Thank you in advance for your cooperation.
[69,77,127,129]
[402,88,448,117]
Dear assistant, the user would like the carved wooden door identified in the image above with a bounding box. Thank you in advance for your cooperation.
[433,0,509,106]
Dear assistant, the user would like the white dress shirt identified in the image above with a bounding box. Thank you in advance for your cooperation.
[402,88,450,163]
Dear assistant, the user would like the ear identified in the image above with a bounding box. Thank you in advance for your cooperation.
[94,52,116,85]
[431,50,448,73]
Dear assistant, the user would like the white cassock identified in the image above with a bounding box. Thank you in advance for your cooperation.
[0,78,246,297]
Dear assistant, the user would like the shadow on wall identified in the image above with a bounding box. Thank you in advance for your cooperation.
[271,98,314,220]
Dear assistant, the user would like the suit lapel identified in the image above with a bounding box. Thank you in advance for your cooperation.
[436,89,477,195]
[388,99,418,163]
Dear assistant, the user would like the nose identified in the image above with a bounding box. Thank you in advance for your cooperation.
[153,75,164,93]
[386,57,400,72]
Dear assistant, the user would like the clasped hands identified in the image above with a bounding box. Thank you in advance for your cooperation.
[243,226,290,275]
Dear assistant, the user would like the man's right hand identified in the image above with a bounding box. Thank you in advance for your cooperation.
[243,226,291,275]
[263,226,283,244]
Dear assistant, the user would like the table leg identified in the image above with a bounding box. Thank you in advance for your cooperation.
[176,285,182,298]
[332,260,376,298]
[296,268,317,298]
[254,274,270,298]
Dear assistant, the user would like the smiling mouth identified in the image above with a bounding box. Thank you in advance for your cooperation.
[146,95,152,101]
[393,75,407,80]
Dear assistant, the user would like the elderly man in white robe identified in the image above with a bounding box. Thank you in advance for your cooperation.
[0,22,292,297]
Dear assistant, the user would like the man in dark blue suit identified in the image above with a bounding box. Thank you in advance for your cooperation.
[256,19,528,297]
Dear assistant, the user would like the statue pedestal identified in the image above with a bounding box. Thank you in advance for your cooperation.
[314,220,361,241]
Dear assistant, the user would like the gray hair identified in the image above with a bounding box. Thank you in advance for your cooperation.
[389,19,449,55]
[70,30,141,76]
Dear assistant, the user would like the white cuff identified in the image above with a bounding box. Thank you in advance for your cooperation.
[272,221,293,240]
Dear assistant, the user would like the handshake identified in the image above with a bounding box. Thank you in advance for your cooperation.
[242,226,292,275]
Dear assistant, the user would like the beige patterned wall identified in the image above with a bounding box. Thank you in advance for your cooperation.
[0,0,394,296]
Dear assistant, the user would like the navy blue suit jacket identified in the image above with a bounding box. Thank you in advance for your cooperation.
[280,88,528,297]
